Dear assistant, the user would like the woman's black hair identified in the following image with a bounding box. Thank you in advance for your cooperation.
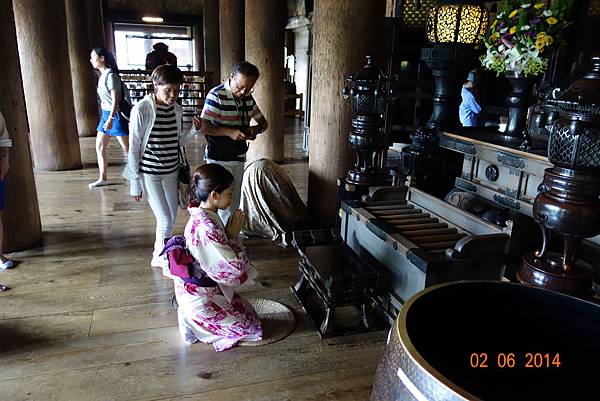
[92,47,119,73]
[190,163,234,203]
[151,64,184,86]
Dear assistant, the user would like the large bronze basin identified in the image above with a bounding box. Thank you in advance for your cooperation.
[371,281,600,400]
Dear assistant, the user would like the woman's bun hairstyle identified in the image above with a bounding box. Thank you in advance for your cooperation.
[190,163,234,203]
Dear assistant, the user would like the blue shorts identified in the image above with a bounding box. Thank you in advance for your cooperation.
[0,180,5,210]
[97,110,128,136]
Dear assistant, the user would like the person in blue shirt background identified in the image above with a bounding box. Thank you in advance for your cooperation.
[459,70,481,127]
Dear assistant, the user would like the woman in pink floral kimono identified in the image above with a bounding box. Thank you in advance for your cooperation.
[174,163,262,351]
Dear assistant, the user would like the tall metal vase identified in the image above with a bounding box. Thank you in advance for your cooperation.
[505,71,536,138]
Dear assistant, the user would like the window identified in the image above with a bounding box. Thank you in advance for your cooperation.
[114,23,196,70]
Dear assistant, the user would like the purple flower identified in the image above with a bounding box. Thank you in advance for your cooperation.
[501,36,515,48]
[531,18,541,24]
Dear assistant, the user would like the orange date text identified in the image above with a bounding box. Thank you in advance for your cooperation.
[469,352,561,369]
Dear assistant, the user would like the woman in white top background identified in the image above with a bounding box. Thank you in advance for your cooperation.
[123,64,203,268]
[89,47,130,188]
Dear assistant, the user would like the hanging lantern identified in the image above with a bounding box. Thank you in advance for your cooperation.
[426,2,488,44]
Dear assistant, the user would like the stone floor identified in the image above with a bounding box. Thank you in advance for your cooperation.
[0,118,387,401]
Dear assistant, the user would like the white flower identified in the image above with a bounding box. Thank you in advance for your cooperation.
[497,12,504,18]
[482,49,503,69]
[500,27,508,34]
[527,46,540,57]
[521,3,531,8]
[498,44,506,52]
[520,25,531,31]
[542,10,553,17]
[507,47,525,72]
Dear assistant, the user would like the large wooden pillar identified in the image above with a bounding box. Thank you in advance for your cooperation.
[307,0,385,226]
[0,0,42,251]
[193,24,205,72]
[203,0,221,88]
[87,0,105,48]
[13,0,82,171]
[245,0,285,163]
[219,0,244,82]
[66,0,100,137]
[104,20,116,55]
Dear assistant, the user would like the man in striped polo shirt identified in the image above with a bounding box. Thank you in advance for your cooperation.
[200,61,268,224]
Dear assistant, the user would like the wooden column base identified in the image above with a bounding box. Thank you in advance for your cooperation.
[518,252,595,300]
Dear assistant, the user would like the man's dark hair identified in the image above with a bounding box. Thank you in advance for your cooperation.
[232,61,260,79]
[151,64,184,85]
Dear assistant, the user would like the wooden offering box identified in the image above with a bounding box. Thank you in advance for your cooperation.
[291,229,387,338]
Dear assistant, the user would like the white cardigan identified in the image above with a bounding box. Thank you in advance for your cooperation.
[123,94,204,196]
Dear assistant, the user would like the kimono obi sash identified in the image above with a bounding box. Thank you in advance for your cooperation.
[160,236,218,287]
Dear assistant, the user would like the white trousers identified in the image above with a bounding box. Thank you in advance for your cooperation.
[141,171,179,257]
[204,158,245,225]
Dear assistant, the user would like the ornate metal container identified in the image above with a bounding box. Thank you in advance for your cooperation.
[343,55,387,121]
[520,56,600,297]
[342,56,390,186]
[537,56,600,256]
[527,85,561,141]
[548,56,600,169]
[534,168,600,240]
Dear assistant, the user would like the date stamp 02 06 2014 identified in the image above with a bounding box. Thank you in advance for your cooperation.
[469,352,562,369]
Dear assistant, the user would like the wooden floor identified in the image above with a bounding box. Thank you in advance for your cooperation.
[0,119,387,401]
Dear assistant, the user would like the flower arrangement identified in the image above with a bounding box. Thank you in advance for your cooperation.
[480,0,573,77]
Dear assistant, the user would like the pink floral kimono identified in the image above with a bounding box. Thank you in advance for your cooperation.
[174,207,262,351]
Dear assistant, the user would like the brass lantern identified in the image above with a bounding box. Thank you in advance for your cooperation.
[426,2,489,44]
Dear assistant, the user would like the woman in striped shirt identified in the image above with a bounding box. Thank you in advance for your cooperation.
[123,65,203,268]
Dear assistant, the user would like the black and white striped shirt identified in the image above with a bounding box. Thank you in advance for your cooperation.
[139,104,180,175]
[200,81,264,161]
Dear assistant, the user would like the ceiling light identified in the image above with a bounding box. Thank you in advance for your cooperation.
[142,16,164,23]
